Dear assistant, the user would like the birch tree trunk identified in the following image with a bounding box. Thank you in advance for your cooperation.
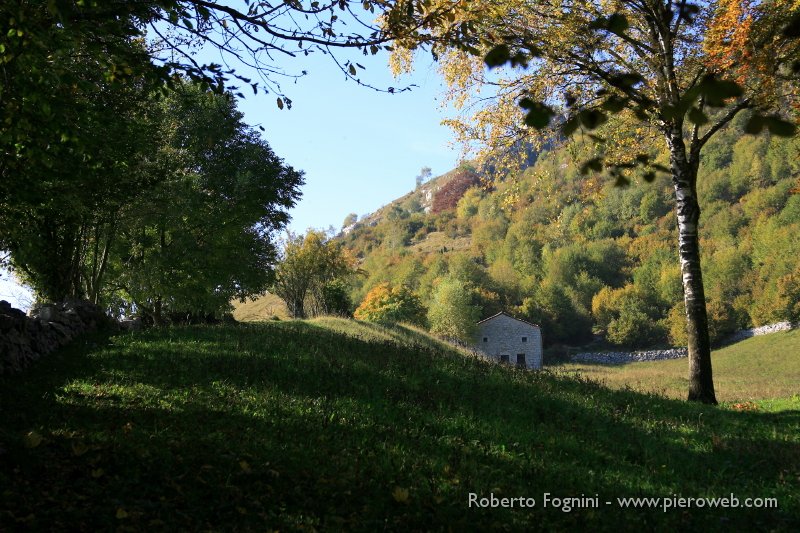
[667,127,718,405]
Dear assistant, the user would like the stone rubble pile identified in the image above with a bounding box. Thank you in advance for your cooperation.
[0,299,113,375]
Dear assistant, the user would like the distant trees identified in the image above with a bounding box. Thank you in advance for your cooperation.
[342,119,800,353]
[415,167,432,189]
[354,284,426,326]
[342,213,359,229]
[427,277,480,342]
[431,169,481,214]
[272,230,356,319]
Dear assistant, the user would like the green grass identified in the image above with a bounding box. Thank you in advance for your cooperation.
[1,319,799,531]
[556,329,800,404]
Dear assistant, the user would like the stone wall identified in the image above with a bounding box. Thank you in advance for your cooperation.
[717,321,793,346]
[570,322,795,365]
[0,299,112,375]
[570,348,688,365]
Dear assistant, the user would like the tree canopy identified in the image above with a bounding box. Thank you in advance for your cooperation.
[110,83,304,324]
[272,230,357,319]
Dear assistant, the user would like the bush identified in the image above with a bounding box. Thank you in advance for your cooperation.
[606,302,665,348]
[593,284,666,348]
[354,283,426,326]
[667,299,739,347]
[427,277,480,342]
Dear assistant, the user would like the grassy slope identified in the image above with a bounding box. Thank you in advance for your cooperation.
[231,292,289,322]
[0,320,798,531]
[557,329,800,403]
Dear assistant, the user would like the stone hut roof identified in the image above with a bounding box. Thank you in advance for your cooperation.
[476,311,540,329]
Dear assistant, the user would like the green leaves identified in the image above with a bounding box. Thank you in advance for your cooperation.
[484,44,510,68]
[697,75,743,107]
[782,12,800,38]
[601,96,628,114]
[580,158,603,175]
[563,109,608,137]
[589,13,629,36]
[687,107,709,126]
[484,43,536,69]
[744,115,797,137]
[519,98,555,129]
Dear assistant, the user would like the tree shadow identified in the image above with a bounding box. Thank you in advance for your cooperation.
[1,323,798,530]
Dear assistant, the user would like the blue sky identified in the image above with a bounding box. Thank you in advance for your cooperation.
[1,46,463,309]
[234,50,461,233]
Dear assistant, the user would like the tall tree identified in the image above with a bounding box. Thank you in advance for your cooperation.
[1,1,450,305]
[388,0,800,403]
[3,41,157,302]
[272,230,357,319]
[110,83,303,324]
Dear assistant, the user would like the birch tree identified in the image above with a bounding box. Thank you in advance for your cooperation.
[387,0,800,403]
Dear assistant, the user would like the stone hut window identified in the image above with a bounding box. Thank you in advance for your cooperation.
[483,337,488,343]
[522,337,527,342]
[516,354,526,367]
[500,354,509,363]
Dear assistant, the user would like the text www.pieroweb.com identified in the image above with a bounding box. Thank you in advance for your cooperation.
[468,493,778,513]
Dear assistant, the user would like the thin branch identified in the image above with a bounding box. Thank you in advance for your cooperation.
[693,98,751,156]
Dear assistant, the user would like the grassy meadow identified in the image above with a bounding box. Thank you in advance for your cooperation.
[557,329,800,404]
[1,319,798,530]
[232,292,289,322]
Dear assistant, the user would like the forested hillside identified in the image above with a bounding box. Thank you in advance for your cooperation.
[341,113,800,349]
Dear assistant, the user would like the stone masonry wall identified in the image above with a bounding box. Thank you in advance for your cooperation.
[570,322,795,365]
[0,299,112,375]
[476,314,543,369]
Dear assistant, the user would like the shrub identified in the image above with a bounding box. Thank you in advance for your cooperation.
[427,277,480,342]
[354,283,426,326]
[667,299,739,347]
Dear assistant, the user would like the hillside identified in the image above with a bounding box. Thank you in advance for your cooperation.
[339,112,800,349]
[232,292,289,321]
[1,322,798,530]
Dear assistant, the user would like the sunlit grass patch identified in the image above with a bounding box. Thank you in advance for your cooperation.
[556,329,800,402]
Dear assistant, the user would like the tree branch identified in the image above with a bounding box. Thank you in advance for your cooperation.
[692,98,751,158]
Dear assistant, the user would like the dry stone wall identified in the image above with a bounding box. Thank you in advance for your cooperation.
[570,322,795,365]
[0,299,112,375]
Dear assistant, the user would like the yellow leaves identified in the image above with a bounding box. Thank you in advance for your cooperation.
[23,431,43,448]
[392,486,410,503]
[116,508,129,519]
[91,468,105,478]
[704,0,755,75]
[239,460,252,473]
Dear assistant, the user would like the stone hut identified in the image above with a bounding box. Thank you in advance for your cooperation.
[475,312,543,369]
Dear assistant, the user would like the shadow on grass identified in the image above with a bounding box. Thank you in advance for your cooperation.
[1,322,798,531]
